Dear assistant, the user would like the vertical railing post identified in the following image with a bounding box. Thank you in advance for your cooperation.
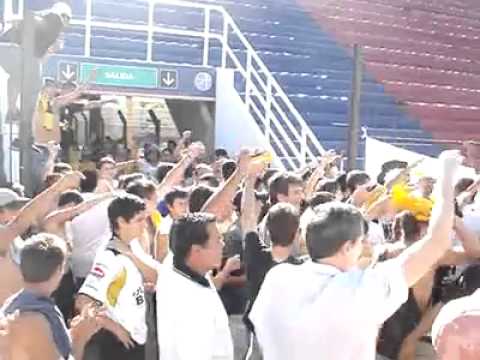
[347,44,363,171]
[202,8,211,66]
[221,15,229,68]
[265,75,273,143]
[300,126,307,167]
[245,51,253,112]
[84,0,93,57]
[146,0,154,62]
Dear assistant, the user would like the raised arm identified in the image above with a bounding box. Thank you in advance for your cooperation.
[202,149,250,221]
[241,161,265,234]
[396,151,459,287]
[0,172,83,252]
[439,216,480,266]
[157,143,204,198]
[42,192,114,230]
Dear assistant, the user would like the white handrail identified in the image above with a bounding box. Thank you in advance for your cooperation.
[4,0,326,170]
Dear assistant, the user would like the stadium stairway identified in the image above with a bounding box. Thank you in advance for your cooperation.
[13,0,454,165]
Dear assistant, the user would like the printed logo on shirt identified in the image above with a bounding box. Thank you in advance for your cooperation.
[107,267,127,307]
[91,265,106,279]
[133,286,145,306]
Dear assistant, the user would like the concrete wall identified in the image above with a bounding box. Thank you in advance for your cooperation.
[214,68,276,161]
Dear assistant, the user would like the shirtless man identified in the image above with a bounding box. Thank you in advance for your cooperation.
[1,233,101,359]
[0,172,82,304]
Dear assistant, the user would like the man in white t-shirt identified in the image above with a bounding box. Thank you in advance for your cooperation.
[156,213,233,360]
[69,197,112,287]
[250,150,461,360]
[76,194,151,360]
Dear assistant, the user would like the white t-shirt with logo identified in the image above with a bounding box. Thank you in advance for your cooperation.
[79,246,147,344]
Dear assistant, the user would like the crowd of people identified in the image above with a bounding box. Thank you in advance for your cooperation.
[0,128,479,360]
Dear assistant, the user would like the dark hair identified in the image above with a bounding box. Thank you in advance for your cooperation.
[335,173,348,195]
[118,173,145,190]
[308,192,335,208]
[108,194,146,235]
[267,203,300,247]
[170,213,216,261]
[455,178,474,196]
[398,211,427,244]
[20,233,66,283]
[199,174,220,188]
[80,170,98,193]
[165,188,189,207]
[215,148,229,159]
[155,163,174,183]
[269,172,303,204]
[306,203,367,259]
[97,156,116,170]
[126,179,157,200]
[346,170,371,194]
[53,162,73,174]
[233,190,269,215]
[222,160,237,181]
[189,185,214,212]
[317,179,340,194]
[45,173,62,188]
[58,190,84,207]
[377,160,408,185]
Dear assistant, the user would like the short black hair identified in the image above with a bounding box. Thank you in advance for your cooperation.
[308,192,335,209]
[118,173,145,190]
[335,173,348,195]
[267,203,300,247]
[269,172,303,204]
[222,160,237,181]
[108,194,146,235]
[58,190,84,207]
[189,185,214,212]
[199,174,220,188]
[53,162,73,174]
[215,148,228,159]
[455,177,474,196]
[170,213,216,262]
[126,179,157,200]
[155,163,174,184]
[80,170,98,193]
[20,233,66,283]
[233,190,269,214]
[346,170,371,194]
[306,203,367,259]
[317,179,340,194]
[397,211,427,244]
[165,188,189,207]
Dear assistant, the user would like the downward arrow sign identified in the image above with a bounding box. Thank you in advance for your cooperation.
[162,72,175,86]
[62,64,76,80]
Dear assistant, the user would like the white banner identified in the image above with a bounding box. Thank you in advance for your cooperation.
[365,136,476,181]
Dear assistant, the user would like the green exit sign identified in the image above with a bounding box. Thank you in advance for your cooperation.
[80,63,158,88]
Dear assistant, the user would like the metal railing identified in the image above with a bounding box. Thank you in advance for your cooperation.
[5,0,325,170]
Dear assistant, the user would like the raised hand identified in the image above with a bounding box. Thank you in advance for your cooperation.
[57,171,85,191]
[223,255,242,275]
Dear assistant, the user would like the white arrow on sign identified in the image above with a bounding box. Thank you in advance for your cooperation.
[162,72,176,86]
[61,64,76,80]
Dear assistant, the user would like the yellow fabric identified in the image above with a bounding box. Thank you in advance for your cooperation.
[38,95,54,130]
[151,210,162,230]
[106,267,127,307]
[391,184,433,221]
